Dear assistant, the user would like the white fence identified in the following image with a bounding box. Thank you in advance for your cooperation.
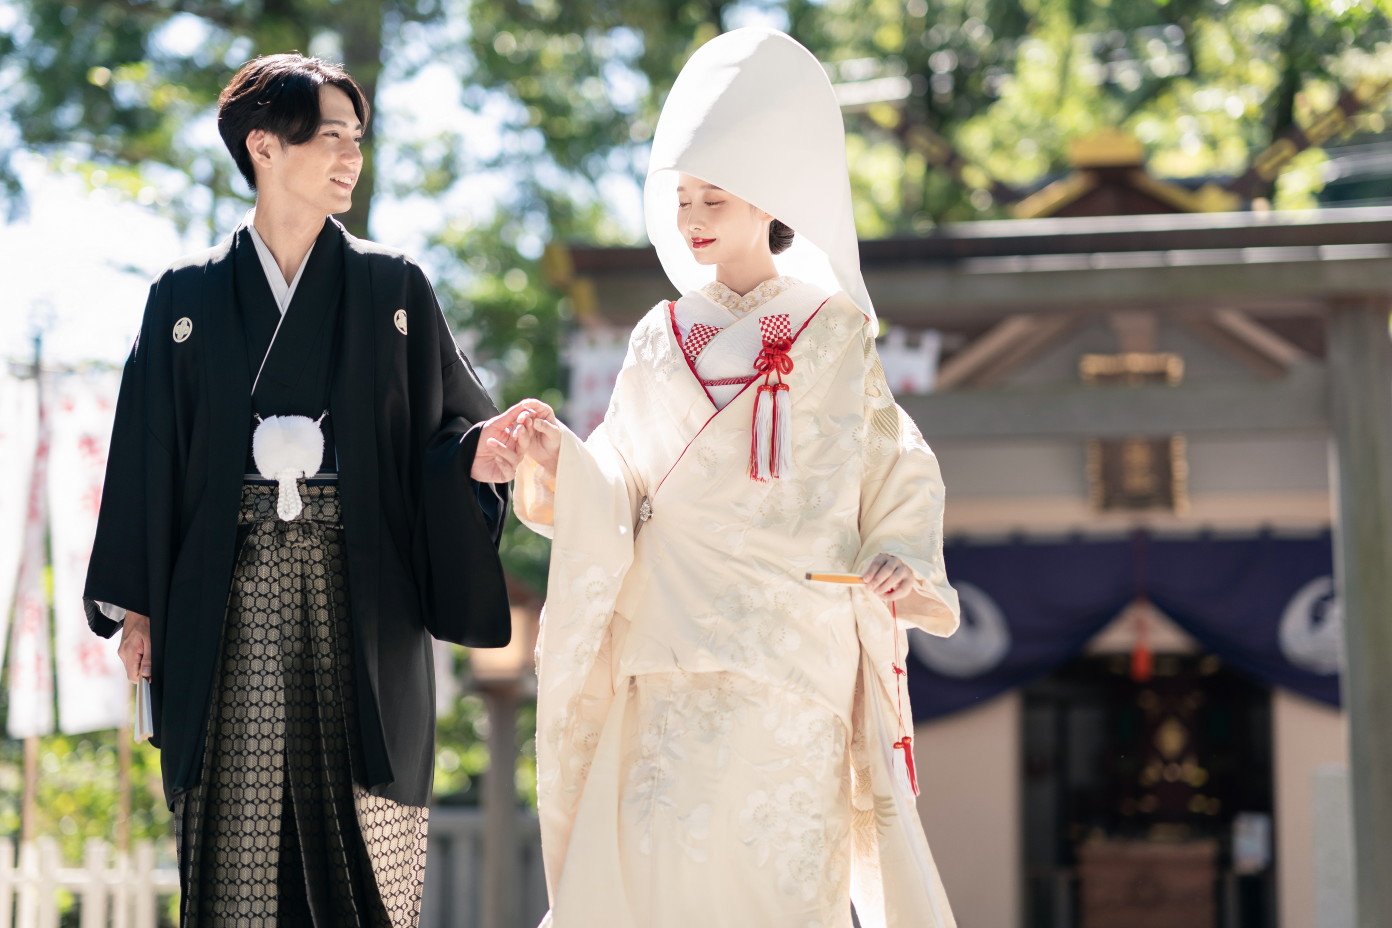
[422,808,549,928]
[0,839,178,928]
[0,807,546,928]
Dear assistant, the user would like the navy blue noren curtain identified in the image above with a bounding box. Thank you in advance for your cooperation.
[908,533,1340,722]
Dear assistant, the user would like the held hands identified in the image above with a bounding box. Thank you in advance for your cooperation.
[470,410,526,483]
[507,399,562,475]
[468,399,563,483]
[117,611,153,684]
[862,553,914,602]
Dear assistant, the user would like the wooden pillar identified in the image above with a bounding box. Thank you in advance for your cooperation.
[480,683,520,928]
[1327,296,1392,928]
[116,727,132,853]
[20,735,39,842]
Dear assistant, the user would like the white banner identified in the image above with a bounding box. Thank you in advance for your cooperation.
[564,328,629,438]
[47,370,127,734]
[878,327,941,396]
[0,371,39,672]
[8,384,53,739]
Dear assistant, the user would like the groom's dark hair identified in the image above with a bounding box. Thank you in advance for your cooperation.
[217,53,369,191]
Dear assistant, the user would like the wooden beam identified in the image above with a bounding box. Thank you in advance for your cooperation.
[1175,316,1291,378]
[935,316,1043,389]
[1211,309,1309,366]
[1326,297,1392,928]
[968,315,1083,387]
[865,248,1392,325]
[900,364,1328,440]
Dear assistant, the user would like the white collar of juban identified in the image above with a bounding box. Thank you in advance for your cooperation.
[647,29,871,480]
[245,209,315,315]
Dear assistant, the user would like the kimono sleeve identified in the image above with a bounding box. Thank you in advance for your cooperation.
[514,326,646,538]
[82,279,167,637]
[854,337,959,638]
[408,264,512,648]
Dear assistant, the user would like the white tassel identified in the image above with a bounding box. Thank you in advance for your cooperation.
[771,384,792,478]
[251,414,324,521]
[752,386,774,481]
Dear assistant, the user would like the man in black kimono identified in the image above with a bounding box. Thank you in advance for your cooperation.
[83,54,519,926]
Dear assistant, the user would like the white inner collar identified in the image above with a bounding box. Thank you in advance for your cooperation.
[246,210,315,315]
[699,275,800,318]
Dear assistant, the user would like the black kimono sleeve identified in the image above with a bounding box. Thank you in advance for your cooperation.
[83,281,163,637]
[407,266,513,648]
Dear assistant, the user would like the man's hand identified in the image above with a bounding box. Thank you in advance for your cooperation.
[470,411,526,483]
[862,553,914,602]
[118,611,152,683]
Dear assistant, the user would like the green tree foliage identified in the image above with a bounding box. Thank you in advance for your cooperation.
[781,0,1392,228]
[0,0,436,236]
[0,731,170,858]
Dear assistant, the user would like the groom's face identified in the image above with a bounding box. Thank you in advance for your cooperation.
[250,85,363,217]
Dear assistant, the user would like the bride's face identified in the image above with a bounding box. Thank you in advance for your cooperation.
[675,174,772,267]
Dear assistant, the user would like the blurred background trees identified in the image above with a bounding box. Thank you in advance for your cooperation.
[4,0,1389,401]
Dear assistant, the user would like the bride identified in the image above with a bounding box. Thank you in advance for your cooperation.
[503,28,960,928]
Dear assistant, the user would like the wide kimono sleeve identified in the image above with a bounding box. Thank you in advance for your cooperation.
[82,276,176,639]
[853,335,959,638]
[405,262,513,648]
[510,330,649,900]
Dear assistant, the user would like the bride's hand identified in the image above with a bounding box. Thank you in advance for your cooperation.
[862,553,914,602]
[512,400,562,475]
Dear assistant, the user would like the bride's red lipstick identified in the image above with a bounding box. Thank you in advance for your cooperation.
[691,238,714,249]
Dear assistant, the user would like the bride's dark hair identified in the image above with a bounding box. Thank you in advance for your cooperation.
[769,219,795,255]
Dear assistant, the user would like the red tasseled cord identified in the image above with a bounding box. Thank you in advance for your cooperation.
[749,386,764,481]
[769,382,790,478]
[894,736,919,796]
[750,384,774,481]
[750,339,793,481]
[890,601,919,796]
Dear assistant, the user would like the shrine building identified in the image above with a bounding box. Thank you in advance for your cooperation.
[545,134,1392,928]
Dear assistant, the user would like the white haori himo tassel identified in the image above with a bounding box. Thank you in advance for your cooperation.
[750,382,791,481]
[252,414,325,521]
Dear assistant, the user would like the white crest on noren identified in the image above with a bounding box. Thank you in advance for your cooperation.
[909,581,1011,679]
[1279,575,1344,675]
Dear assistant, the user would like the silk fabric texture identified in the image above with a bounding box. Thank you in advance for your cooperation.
[515,289,960,927]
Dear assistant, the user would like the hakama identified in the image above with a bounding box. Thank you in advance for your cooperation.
[173,484,428,927]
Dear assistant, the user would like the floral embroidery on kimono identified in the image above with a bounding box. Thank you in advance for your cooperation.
[516,285,959,928]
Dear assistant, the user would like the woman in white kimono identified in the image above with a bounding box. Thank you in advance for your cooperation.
[504,28,960,928]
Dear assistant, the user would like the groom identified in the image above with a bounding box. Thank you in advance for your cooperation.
[84,52,522,925]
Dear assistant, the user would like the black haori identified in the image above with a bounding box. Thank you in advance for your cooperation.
[174,484,428,927]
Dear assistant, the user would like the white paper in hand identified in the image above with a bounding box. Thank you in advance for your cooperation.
[134,677,154,743]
